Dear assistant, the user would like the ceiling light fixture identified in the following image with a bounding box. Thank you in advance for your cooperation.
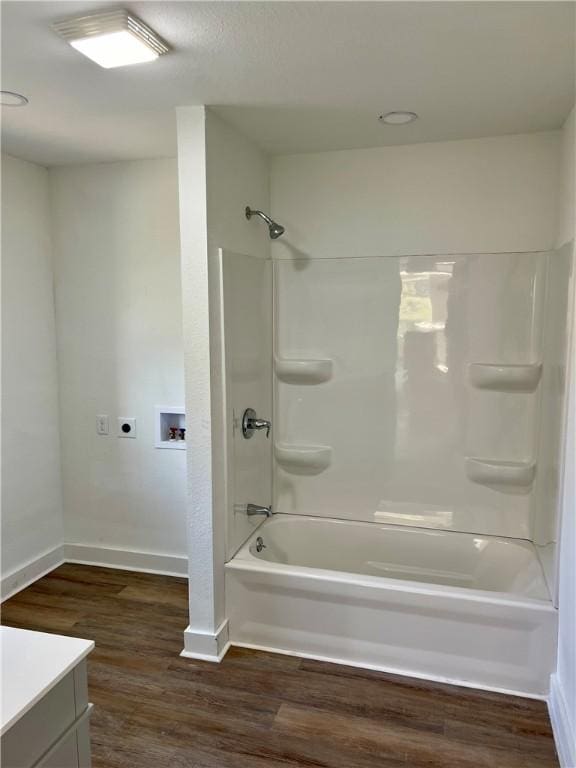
[0,91,29,107]
[378,111,419,125]
[52,9,169,69]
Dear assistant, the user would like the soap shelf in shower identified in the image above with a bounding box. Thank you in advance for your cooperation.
[468,363,542,392]
[275,358,333,384]
[275,443,332,473]
[465,457,535,490]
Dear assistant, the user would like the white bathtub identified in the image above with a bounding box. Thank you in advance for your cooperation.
[225,515,558,697]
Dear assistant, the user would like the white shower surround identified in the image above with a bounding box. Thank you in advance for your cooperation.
[217,247,569,696]
[226,515,557,697]
[214,240,572,695]
[273,251,570,552]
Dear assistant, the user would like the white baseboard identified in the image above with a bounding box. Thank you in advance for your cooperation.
[1,544,188,602]
[1,546,65,601]
[549,673,576,768]
[181,620,230,662]
[64,543,188,578]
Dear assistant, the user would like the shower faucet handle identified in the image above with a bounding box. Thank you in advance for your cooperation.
[252,419,271,438]
[242,408,271,439]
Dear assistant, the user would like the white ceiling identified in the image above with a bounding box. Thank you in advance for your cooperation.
[1,1,574,166]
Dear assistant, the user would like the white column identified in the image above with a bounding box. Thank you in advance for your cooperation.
[176,106,228,660]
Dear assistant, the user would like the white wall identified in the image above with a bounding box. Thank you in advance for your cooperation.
[177,107,270,658]
[49,159,187,566]
[271,131,560,258]
[1,155,64,591]
[551,106,576,768]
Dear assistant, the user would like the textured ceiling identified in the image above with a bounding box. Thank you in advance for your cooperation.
[1,1,574,165]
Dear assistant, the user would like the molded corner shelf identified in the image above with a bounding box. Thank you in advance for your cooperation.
[468,363,542,393]
[275,443,332,474]
[465,457,535,490]
[275,358,333,385]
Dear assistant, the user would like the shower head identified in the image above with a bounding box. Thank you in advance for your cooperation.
[268,221,285,240]
[245,206,285,240]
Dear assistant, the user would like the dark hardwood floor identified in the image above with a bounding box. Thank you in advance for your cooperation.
[1,564,559,768]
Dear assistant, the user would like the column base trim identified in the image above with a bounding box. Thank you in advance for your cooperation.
[181,620,230,662]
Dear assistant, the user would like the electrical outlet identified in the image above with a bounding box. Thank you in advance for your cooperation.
[118,417,136,438]
[96,414,109,435]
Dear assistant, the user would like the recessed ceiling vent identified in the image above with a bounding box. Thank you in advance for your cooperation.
[52,9,170,69]
[0,91,28,107]
[378,111,419,125]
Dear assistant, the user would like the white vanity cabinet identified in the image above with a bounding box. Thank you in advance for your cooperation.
[1,627,94,768]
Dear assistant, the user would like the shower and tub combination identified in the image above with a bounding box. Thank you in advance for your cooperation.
[217,207,572,697]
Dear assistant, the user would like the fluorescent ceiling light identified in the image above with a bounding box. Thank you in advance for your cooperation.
[53,9,169,69]
[70,30,159,68]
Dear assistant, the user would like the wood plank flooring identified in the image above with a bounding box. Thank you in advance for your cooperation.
[1,564,559,768]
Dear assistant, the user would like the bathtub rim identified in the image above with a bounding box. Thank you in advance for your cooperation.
[227,514,553,609]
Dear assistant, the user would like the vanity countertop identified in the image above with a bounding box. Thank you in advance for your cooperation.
[0,626,94,735]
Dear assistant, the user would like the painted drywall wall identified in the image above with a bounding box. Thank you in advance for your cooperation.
[271,131,561,258]
[49,159,187,564]
[177,107,270,657]
[1,154,64,587]
[551,105,576,768]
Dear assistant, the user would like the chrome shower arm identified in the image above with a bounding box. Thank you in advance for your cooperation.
[245,206,285,239]
[246,207,273,226]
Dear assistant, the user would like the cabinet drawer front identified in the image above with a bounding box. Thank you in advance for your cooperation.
[38,731,78,768]
[1,672,76,768]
